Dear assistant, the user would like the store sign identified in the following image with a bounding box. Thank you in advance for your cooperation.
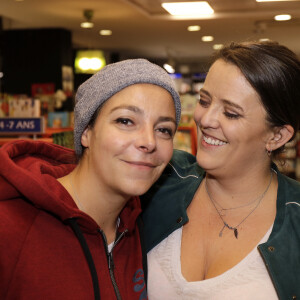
[0,117,44,134]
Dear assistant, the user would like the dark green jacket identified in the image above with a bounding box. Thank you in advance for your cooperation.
[141,150,300,300]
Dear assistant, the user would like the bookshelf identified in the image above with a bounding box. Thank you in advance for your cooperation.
[0,124,73,147]
[174,126,197,155]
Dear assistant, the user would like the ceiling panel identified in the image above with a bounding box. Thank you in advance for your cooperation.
[0,0,299,73]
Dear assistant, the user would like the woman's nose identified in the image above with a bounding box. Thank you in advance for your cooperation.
[194,103,219,129]
[135,127,156,153]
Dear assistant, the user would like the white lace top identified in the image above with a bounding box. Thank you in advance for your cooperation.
[147,226,278,299]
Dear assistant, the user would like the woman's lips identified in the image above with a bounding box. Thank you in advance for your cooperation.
[122,160,156,168]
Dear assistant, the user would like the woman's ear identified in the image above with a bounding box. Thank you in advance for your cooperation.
[81,127,91,148]
[266,125,294,152]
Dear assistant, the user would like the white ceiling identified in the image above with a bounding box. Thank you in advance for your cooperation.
[1,0,300,73]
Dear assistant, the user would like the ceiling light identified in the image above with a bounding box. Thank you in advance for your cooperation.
[99,30,112,36]
[188,25,201,31]
[75,50,106,74]
[202,36,214,42]
[213,44,224,50]
[274,14,292,21]
[81,9,94,29]
[257,0,299,2]
[163,63,175,74]
[81,22,94,29]
[161,2,214,16]
[78,57,103,71]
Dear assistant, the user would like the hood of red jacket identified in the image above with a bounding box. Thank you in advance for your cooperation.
[0,140,142,233]
[0,140,77,217]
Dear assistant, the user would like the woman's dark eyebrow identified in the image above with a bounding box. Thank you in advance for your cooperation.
[110,105,142,114]
[222,99,244,112]
[157,116,176,126]
[199,88,211,98]
[200,88,244,112]
[110,105,176,124]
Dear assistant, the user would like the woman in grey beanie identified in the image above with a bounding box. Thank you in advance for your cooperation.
[0,58,180,300]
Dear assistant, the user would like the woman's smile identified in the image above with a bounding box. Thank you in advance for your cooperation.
[202,133,227,146]
[122,159,157,169]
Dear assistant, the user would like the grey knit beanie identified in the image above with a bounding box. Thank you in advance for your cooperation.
[74,58,181,156]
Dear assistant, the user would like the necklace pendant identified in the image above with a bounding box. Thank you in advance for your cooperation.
[234,228,238,239]
[219,225,225,237]
[206,171,274,242]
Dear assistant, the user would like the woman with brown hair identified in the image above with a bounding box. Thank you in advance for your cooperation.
[142,41,300,299]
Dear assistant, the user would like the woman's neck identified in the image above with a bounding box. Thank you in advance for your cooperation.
[58,167,128,242]
[204,165,275,208]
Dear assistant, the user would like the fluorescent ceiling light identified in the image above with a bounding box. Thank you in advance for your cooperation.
[257,0,299,2]
[81,21,94,29]
[99,30,112,36]
[187,25,201,31]
[163,63,175,74]
[162,2,214,16]
[202,36,214,42]
[274,14,292,21]
[213,44,224,50]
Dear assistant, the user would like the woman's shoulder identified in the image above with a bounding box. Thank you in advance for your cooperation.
[167,149,204,179]
[275,169,300,226]
[0,198,39,237]
[172,149,197,162]
[277,168,300,199]
[170,149,198,167]
[141,150,204,251]
[141,150,203,207]
[279,172,300,209]
[0,199,40,276]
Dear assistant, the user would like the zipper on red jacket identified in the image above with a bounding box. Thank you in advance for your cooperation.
[98,228,128,300]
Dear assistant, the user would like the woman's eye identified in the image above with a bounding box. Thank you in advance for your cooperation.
[224,111,240,119]
[115,118,133,125]
[157,127,174,138]
[199,99,209,108]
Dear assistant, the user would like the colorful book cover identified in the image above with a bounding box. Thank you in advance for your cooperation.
[47,111,70,128]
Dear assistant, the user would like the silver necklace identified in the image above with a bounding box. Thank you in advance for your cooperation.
[205,171,273,239]
[209,191,261,215]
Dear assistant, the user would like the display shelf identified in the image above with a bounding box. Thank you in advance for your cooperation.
[174,125,197,155]
[0,127,74,147]
[43,127,74,137]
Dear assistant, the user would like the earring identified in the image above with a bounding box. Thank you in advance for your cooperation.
[266,148,272,157]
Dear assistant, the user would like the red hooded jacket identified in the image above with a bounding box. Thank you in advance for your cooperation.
[0,140,147,300]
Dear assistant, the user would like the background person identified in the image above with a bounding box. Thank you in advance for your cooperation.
[142,41,300,300]
[0,58,181,300]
